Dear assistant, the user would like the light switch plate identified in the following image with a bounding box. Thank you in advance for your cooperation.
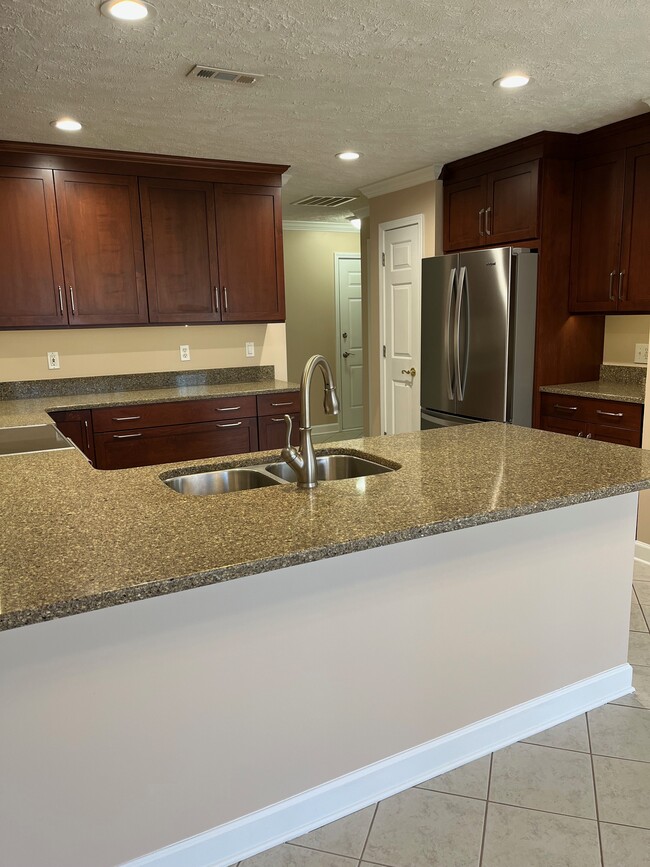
[47,351,60,370]
[180,345,191,362]
[634,343,648,364]
[245,342,255,358]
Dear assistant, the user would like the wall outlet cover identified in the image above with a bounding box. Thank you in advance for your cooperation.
[180,345,191,362]
[245,342,255,358]
[634,343,649,364]
[47,351,60,370]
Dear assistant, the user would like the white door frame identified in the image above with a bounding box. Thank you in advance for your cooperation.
[379,214,424,435]
[334,251,362,439]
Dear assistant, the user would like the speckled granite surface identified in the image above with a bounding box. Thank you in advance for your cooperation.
[600,364,647,386]
[0,380,300,428]
[2,423,650,631]
[540,380,645,404]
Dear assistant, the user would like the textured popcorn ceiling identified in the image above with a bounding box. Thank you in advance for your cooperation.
[1,0,649,221]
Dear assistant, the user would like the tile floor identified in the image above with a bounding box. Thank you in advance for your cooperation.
[237,561,650,867]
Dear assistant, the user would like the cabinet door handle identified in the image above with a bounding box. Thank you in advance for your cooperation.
[214,286,220,313]
[223,287,229,312]
[113,433,142,439]
[618,271,625,301]
[216,406,241,412]
[69,285,76,316]
[216,421,242,428]
[58,285,64,316]
[586,433,592,439]
[577,431,584,437]
[485,207,492,235]
[84,418,91,450]
[478,208,485,237]
[609,271,616,301]
[271,401,293,407]
[271,417,287,422]
[112,415,142,422]
[554,404,578,412]
[596,410,624,418]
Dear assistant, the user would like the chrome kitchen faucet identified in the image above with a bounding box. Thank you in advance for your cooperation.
[281,354,339,488]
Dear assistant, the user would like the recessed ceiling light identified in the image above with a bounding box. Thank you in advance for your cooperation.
[99,0,156,21]
[51,118,83,132]
[336,151,361,161]
[494,74,530,89]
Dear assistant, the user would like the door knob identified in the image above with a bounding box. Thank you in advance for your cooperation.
[402,367,416,377]
[343,351,356,358]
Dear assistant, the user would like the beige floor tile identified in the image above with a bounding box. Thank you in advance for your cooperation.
[629,632,650,666]
[593,755,650,829]
[631,594,649,632]
[490,741,596,819]
[634,559,650,581]
[481,803,601,867]
[523,713,590,753]
[588,703,650,761]
[600,822,650,867]
[635,581,650,604]
[611,664,650,710]
[362,787,485,867]
[289,805,375,858]
[417,754,490,799]
[239,844,357,867]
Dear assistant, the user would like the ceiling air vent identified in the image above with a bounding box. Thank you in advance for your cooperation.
[187,65,263,85]
[292,195,358,208]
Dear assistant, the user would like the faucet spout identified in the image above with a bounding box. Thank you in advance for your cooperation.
[282,355,340,489]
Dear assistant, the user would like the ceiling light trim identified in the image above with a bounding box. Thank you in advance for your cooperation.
[100,0,157,21]
[359,165,439,199]
[283,220,360,233]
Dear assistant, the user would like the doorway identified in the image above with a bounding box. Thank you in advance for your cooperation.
[379,215,424,434]
[335,253,363,438]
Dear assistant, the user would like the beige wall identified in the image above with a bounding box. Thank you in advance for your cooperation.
[366,180,443,434]
[603,315,650,366]
[0,324,287,383]
[284,229,361,426]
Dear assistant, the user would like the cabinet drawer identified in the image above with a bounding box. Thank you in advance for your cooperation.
[540,393,642,429]
[590,424,642,448]
[94,418,258,470]
[257,391,301,417]
[540,416,588,438]
[92,396,257,432]
[540,393,590,421]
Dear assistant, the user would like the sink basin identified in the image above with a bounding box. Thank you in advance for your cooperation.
[164,468,281,496]
[265,454,395,482]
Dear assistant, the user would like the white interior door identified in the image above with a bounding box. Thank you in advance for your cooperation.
[337,254,363,435]
[381,218,423,435]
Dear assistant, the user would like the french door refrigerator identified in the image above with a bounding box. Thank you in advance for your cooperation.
[420,247,538,429]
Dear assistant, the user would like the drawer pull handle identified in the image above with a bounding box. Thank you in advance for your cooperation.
[577,431,584,437]
[596,410,624,418]
[216,406,241,412]
[554,404,578,412]
[216,421,242,428]
[112,415,141,422]
[113,433,142,439]
[271,401,293,407]
[586,433,592,439]
[271,417,287,422]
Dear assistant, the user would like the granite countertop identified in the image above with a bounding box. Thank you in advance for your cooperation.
[3,422,650,632]
[539,381,645,404]
[0,379,300,427]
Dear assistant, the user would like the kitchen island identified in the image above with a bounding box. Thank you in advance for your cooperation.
[1,423,649,867]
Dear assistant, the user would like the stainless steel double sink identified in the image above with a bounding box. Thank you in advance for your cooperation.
[163,453,396,496]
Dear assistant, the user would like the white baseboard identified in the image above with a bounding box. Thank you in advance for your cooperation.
[121,664,632,867]
[635,540,650,564]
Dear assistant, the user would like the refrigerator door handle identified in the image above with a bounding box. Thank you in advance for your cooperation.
[454,266,468,401]
[444,267,457,399]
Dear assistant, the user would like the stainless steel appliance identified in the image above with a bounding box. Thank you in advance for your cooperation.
[421,247,537,429]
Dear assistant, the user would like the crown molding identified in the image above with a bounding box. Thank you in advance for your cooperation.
[282,220,359,233]
[359,164,441,199]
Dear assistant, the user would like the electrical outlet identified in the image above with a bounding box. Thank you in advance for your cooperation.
[634,343,649,364]
[47,351,60,370]
[179,345,191,362]
[245,341,255,358]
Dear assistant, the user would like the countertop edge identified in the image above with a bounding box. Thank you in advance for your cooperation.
[539,383,645,405]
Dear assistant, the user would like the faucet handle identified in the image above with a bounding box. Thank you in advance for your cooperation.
[283,413,293,450]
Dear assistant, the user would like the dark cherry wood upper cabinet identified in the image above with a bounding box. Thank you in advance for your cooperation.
[486,161,539,244]
[214,185,285,322]
[140,177,221,323]
[569,151,626,313]
[0,167,67,327]
[618,143,650,312]
[54,171,149,325]
[443,176,487,251]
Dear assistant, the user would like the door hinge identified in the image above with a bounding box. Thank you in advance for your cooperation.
[382,344,386,358]
[381,252,385,266]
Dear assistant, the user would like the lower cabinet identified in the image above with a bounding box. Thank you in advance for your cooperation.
[94,418,258,470]
[540,393,642,447]
[258,412,300,451]
[49,409,95,464]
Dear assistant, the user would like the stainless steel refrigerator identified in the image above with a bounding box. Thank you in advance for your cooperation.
[420,247,538,429]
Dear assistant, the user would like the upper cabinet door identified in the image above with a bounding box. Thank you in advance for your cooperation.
[214,185,285,322]
[443,176,487,251]
[569,152,625,313]
[140,178,221,323]
[618,143,650,313]
[0,167,67,327]
[54,171,148,325]
[486,160,539,244]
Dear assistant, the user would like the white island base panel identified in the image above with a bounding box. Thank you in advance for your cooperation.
[0,494,637,867]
